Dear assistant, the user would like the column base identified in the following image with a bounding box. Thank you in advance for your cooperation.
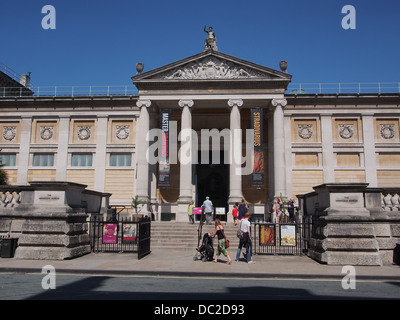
[227,196,242,224]
[176,202,190,222]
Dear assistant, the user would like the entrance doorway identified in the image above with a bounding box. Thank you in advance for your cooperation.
[195,151,229,221]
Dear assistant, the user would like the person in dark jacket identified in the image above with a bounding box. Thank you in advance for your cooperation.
[238,199,248,220]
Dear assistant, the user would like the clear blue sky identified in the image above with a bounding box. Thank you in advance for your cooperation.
[1,0,399,87]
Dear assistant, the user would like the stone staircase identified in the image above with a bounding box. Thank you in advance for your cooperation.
[150,221,240,251]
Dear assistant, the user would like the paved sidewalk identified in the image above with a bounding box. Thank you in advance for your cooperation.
[1,249,399,280]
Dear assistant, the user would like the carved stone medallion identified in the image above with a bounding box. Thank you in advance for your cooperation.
[339,124,354,139]
[298,124,313,139]
[77,126,91,140]
[3,126,16,141]
[115,125,130,140]
[380,124,395,139]
[40,126,54,140]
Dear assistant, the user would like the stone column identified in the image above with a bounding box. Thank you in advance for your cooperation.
[17,116,32,185]
[228,99,243,209]
[272,98,287,199]
[178,99,194,202]
[56,116,70,181]
[94,115,108,192]
[177,99,194,222]
[362,113,377,187]
[321,114,335,183]
[149,113,159,220]
[135,100,151,202]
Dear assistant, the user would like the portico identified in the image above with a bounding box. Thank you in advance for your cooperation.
[132,49,292,221]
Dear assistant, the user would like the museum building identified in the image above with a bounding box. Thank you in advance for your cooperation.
[0,41,399,222]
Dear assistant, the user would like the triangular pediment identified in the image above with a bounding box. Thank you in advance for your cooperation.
[132,50,291,91]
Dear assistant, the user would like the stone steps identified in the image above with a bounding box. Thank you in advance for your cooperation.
[150,222,240,250]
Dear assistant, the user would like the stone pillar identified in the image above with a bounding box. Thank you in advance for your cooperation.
[272,98,287,199]
[56,116,70,181]
[177,99,194,221]
[321,114,335,183]
[178,99,194,201]
[17,116,32,185]
[362,113,378,187]
[94,115,108,192]
[149,113,159,220]
[228,99,243,215]
[135,100,151,202]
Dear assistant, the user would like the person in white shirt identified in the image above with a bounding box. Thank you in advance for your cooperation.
[201,196,213,225]
[235,211,254,263]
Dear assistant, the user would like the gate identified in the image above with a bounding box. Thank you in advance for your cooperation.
[89,216,151,259]
[252,217,312,256]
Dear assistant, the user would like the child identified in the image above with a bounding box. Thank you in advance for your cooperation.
[232,202,239,225]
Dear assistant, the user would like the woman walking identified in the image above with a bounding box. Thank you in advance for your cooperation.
[209,218,232,264]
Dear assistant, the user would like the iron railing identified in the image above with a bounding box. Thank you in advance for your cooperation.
[0,62,31,84]
[89,216,151,259]
[1,82,400,98]
[0,85,138,97]
[287,82,400,95]
[252,217,312,256]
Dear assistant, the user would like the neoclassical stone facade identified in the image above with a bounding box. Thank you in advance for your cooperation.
[0,49,399,222]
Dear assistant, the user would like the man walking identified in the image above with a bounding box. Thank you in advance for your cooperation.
[201,196,213,225]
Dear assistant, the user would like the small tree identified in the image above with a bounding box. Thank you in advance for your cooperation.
[131,195,146,214]
[0,150,8,185]
[0,165,7,185]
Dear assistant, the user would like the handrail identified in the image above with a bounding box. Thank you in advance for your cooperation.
[287,82,400,94]
[0,85,138,97]
[0,82,400,98]
[0,62,24,83]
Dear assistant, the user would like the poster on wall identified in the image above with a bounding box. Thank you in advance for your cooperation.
[259,224,275,246]
[251,108,264,187]
[215,207,225,215]
[102,223,118,244]
[122,223,137,244]
[193,207,202,215]
[158,109,170,186]
[280,224,296,246]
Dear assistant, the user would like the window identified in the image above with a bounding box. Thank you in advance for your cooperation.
[33,154,54,167]
[0,154,16,167]
[71,154,92,167]
[110,154,131,167]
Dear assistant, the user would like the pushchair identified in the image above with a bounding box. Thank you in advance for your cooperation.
[193,232,214,262]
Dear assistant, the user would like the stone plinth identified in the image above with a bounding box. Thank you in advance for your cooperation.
[0,181,111,260]
[308,216,382,266]
[300,183,400,265]
[312,183,370,216]
[13,209,91,260]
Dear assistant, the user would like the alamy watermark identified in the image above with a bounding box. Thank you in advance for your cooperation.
[41,5,357,31]
[145,123,255,175]
[41,5,56,30]
[342,5,356,30]
[341,265,356,290]
[41,265,56,290]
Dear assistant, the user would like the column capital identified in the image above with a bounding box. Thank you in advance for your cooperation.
[227,99,243,109]
[178,99,194,108]
[271,98,287,108]
[362,112,375,117]
[136,99,151,109]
